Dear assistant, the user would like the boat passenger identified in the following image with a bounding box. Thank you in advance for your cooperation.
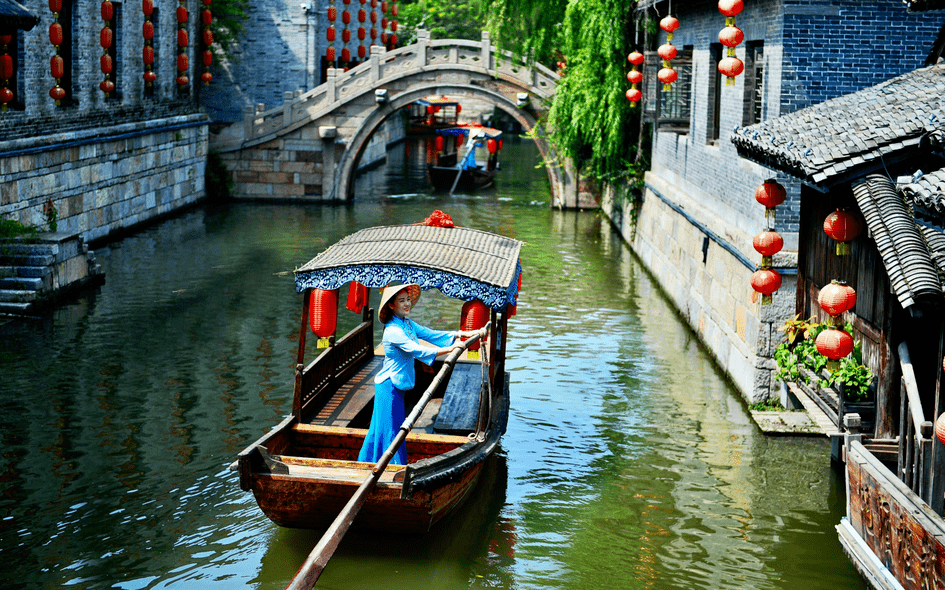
[358,283,481,465]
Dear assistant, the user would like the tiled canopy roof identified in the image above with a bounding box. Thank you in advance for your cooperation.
[851,173,945,309]
[732,64,945,187]
[0,0,39,31]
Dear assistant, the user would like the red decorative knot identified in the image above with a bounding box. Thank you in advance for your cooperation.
[625,88,642,103]
[718,0,744,17]
[823,209,862,256]
[818,280,856,317]
[754,179,786,210]
[627,70,643,84]
[751,268,782,305]
[936,413,945,445]
[815,328,854,361]
[309,289,339,338]
[719,26,744,47]
[752,230,783,257]
[657,43,677,61]
[627,51,644,65]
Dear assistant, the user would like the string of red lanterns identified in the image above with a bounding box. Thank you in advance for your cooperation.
[823,208,862,256]
[814,280,857,370]
[626,51,643,106]
[1,32,13,111]
[326,0,337,64]
[390,2,398,47]
[750,179,786,305]
[341,0,351,65]
[658,15,679,91]
[49,0,66,105]
[380,0,388,45]
[717,0,744,85]
[177,0,190,87]
[100,1,115,96]
[143,0,156,86]
[200,0,213,85]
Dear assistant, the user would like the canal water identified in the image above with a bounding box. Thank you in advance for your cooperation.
[0,136,867,589]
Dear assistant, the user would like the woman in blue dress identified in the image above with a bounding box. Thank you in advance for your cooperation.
[358,283,481,465]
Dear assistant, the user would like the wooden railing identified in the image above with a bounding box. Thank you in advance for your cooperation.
[241,30,559,146]
[896,341,938,511]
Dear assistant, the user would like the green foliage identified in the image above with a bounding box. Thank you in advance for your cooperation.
[483,0,568,65]
[209,0,250,60]
[43,198,58,232]
[749,398,786,411]
[399,0,486,43]
[0,218,39,240]
[773,318,874,402]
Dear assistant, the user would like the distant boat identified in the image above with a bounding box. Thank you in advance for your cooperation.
[233,222,522,534]
[407,96,462,135]
[428,126,503,193]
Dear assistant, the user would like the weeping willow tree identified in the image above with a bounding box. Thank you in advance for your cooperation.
[485,0,650,183]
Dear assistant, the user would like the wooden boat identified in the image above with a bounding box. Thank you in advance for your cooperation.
[407,96,462,135]
[234,222,522,534]
[428,126,503,192]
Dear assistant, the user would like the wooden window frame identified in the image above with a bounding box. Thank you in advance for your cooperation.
[643,49,693,133]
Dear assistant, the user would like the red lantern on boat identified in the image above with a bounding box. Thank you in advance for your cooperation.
[310,289,339,346]
[751,268,781,305]
[815,328,854,370]
[823,209,862,256]
[461,300,489,351]
[346,281,370,314]
[818,280,856,318]
[487,138,497,154]
[435,135,444,152]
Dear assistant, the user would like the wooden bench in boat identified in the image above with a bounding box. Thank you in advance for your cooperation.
[434,361,483,434]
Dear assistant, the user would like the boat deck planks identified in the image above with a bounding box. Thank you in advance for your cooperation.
[311,356,382,427]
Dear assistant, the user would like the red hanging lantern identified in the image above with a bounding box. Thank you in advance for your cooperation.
[435,135,444,152]
[392,21,398,32]
[202,9,212,25]
[357,27,366,41]
[49,22,63,46]
[626,88,642,103]
[327,26,336,41]
[0,55,10,81]
[203,29,213,46]
[461,300,489,352]
[0,87,13,108]
[49,0,62,13]
[751,268,781,305]
[936,413,945,445]
[49,85,66,102]
[178,54,188,72]
[627,70,643,84]
[628,51,644,65]
[177,5,188,22]
[345,281,370,314]
[342,28,352,43]
[143,46,154,65]
[143,21,154,40]
[381,32,388,44]
[371,11,378,23]
[341,47,351,62]
[101,27,113,48]
[101,1,114,21]
[203,50,213,67]
[487,138,497,154]
[719,26,744,47]
[176,75,189,86]
[660,16,680,34]
[381,17,388,28]
[823,209,862,256]
[815,328,854,370]
[657,68,677,85]
[391,33,398,46]
[381,0,388,12]
[370,27,377,40]
[203,0,212,5]
[143,0,154,16]
[143,70,157,83]
[358,8,366,22]
[755,179,786,222]
[342,10,351,24]
[178,29,189,47]
[200,71,212,85]
[50,55,64,79]
[752,230,783,257]
[326,47,336,62]
[99,79,115,94]
[718,56,744,79]
[101,54,113,74]
[657,43,677,61]
[718,0,744,17]
[819,280,856,318]
[392,2,398,16]
[357,44,366,59]
[310,289,339,339]
[328,5,337,20]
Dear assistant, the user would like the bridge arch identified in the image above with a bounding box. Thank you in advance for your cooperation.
[217,31,581,207]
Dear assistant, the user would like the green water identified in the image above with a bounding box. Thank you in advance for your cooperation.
[0,136,866,589]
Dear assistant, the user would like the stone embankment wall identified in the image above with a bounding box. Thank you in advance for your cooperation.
[1,114,208,244]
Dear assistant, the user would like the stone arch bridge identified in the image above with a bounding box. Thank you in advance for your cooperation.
[215,31,589,208]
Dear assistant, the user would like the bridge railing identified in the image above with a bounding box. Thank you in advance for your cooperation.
[242,30,559,147]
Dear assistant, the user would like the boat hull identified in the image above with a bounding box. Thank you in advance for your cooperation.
[428,164,495,192]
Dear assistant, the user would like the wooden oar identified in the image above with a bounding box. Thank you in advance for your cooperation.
[284,325,489,590]
[449,137,479,195]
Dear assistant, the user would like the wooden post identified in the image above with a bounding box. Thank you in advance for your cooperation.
[293,289,311,418]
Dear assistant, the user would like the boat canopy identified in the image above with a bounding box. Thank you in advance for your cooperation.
[437,125,502,140]
[295,225,523,310]
[415,96,461,108]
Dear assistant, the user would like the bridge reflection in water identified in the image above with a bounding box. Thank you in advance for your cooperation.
[0,138,866,589]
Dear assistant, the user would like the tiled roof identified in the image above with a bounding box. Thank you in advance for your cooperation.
[901,168,945,217]
[731,64,945,187]
[0,0,40,31]
[851,173,944,309]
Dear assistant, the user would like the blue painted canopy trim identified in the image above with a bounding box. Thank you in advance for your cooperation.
[295,261,522,310]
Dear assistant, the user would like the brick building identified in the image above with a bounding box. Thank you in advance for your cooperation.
[603,0,944,402]
[1,0,208,244]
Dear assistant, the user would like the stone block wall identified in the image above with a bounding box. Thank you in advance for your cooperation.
[1,114,208,243]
